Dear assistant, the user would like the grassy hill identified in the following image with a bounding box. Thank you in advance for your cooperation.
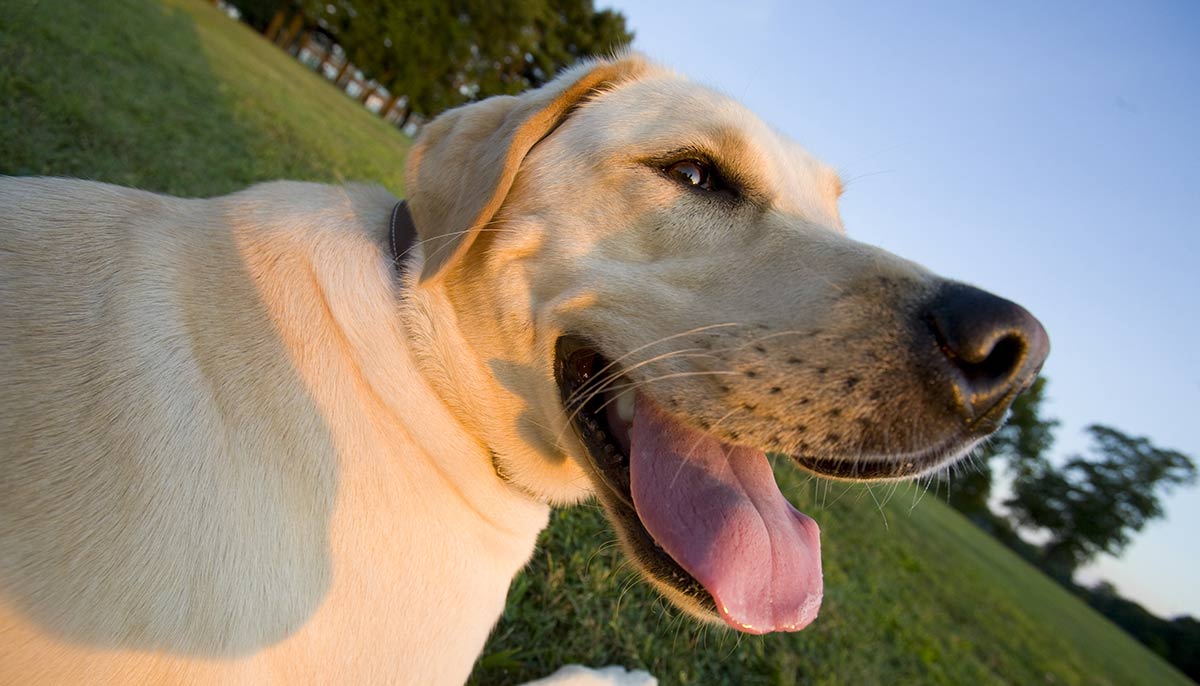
[474,470,1193,685]
[0,0,407,196]
[0,1,1189,684]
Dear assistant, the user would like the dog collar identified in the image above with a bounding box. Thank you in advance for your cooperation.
[388,200,417,271]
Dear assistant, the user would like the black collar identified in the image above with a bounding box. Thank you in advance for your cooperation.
[388,200,417,271]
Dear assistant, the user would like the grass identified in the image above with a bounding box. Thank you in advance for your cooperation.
[473,468,1191,685]
[1,1,1190,684]
[0,0,407,196]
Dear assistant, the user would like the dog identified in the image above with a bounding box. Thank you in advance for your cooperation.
[0,53,1048,684]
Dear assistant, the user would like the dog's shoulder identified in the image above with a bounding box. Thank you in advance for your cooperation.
[220,180,398,237]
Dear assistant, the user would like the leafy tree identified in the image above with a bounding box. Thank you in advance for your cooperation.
[443,0,633,107]
[301,0,633,124]
[1083,582,1200,680]
[948,376,1058,515]
[237,0,297,33]
[1165,615,1200,680]
[518,0,634,87]
[456,0,543,98]
[1006,425,1196,575]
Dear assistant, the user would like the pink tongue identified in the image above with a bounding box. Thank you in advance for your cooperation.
[629,394,822,634]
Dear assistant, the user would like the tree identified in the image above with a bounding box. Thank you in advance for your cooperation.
[1006,425,1196,575]
[238,0,298,33]
[302,0,633,124]
[301,0,462,121]
[1082,582,1200,680]
[947,376,1058,515]
[516,0,634,88]
[427,0,635,100]
[456,0,543,98]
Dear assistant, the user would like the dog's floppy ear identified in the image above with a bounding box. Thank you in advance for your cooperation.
[405,55,649,284]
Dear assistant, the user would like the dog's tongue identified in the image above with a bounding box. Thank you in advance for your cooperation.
[629,395,822,634]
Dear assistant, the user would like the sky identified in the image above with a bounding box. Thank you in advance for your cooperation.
[608,0,1200,618]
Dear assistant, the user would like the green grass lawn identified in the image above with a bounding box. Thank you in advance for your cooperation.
[1,1,1190,685]
[475,470,1192,685]
[0,0,407,196]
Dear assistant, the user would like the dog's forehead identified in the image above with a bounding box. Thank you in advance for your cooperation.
[577,76,844,227]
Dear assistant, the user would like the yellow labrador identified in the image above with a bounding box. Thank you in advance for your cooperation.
[0,54,1047,684]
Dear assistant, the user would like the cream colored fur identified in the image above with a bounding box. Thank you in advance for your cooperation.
[1,53,935,683]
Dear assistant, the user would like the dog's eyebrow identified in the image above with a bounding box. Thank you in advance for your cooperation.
[704,126,775,203]
[638,131,769,203]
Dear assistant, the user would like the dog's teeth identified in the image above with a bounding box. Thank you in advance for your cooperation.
[614,388,635,423]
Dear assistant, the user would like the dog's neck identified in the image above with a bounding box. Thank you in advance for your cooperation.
[385,198,592,505]
[392,246,593,506]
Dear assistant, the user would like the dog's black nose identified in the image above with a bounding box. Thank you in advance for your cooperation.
[924,282,1050,423]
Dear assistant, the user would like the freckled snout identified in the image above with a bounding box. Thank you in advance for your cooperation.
[923,282,1050,427]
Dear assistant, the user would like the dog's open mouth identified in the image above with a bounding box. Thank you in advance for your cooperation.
[555,336,823,634]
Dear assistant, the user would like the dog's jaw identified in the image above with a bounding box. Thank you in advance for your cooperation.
[554,339,821,632]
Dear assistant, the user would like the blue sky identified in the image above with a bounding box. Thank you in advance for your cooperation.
[609,0,1200,618]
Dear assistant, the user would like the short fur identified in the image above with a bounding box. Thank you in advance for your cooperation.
[3,54,984,683]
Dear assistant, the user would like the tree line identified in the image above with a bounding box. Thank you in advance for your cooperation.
[235,0,633,127]
[947,377,1198,679]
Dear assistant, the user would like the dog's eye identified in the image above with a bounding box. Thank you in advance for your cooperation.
[665,160,714,191]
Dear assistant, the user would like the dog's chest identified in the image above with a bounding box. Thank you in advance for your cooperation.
[293,470,546,683]
[0,436,549,686]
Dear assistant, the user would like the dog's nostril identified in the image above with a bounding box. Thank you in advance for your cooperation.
[924,282,1050,422]
[944,332,1022,385]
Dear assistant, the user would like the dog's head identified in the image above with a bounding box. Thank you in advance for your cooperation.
[402,54,1049,634]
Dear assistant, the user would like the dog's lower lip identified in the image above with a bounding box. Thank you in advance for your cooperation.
[793,455,933,480]
[792,431,969,480]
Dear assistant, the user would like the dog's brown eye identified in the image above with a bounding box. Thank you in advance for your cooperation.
[666,160,713,190]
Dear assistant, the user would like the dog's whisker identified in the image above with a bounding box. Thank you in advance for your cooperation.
[400,224,519,267]
[554,340,738,448]
[556,369,742,449]
[571,322,746,397]
[728,328,812,350]
[920,474,936,507]
[565,357,731,414]
[614,571,644,617]
[558,352,726,432]
[395,225,518,265]
[884,478,902,509]
[585,539,622,573]
[825,480,858,510]
[560,332,741,413]
[591,370,743,396]
[563,346,712,408]
[865,484,889,530]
